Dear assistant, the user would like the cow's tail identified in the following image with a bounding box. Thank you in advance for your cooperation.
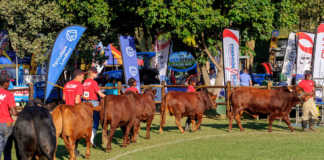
[101,97,108,148]
[227,91,233,119]
[50,104,63,159]
[159,93,168,134]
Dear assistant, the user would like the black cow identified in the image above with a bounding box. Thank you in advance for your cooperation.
[13,101,57,160]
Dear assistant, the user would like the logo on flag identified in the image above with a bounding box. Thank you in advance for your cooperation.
[66,30,78,42]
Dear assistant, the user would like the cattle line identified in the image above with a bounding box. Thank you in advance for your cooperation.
[107,131,293,160]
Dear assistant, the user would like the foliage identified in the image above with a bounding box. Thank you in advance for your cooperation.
[138,0,227,66]
[57,0,112,67]
[0,0,67,63]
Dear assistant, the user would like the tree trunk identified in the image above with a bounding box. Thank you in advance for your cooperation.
[201,64,210,86]
[246,40,255,70]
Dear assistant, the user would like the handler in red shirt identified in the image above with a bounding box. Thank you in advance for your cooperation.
[63,69,85,105]
[82,67,105,147]
[298,70,318,131]
[125,78,139,94]
[0,72,16,159]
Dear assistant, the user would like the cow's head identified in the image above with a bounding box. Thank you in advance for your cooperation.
[143,87,157,100]
[286,85,306,102]
[199,89,218,110]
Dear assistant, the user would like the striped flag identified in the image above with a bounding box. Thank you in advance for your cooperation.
[110,44,122,64]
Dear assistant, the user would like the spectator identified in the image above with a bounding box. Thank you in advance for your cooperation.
[63,69,84,105]
[125,78,139,94]
[82,67,106,147]
[105,78,118,95]
[0,72,17,159]
[240,68,252,86]
[298,70,318,131]
[209,68,216,85]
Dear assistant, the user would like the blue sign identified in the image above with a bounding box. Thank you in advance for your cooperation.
[168,51,197,72]
[45,25,86,101]
[119,36,141,92]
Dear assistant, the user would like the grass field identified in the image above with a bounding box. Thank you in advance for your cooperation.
[7,114,324,160]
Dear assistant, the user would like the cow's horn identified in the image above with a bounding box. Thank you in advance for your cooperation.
[287,86,293,92]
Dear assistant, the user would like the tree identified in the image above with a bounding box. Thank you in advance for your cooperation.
[138,0,228,94]
[57,0,112,69]
[0,0,67,63]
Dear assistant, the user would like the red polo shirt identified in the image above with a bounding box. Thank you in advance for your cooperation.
[83,78,100,100]
[187,85,196,92]
[63,80,83,105]
[0,88,15,123]
[125,87,139,94]
[298,79,314,93]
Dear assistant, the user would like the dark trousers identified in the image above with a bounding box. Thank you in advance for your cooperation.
[0,123,13,160]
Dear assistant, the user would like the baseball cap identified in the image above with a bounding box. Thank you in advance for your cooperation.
[304,70,312,75]
[73,69,85,78]
[89,67,98,73]
[0,72,11,82]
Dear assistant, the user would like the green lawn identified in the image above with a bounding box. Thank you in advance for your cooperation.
[6,114,324,160]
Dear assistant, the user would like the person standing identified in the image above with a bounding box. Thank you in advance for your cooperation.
[125,78,139,94]
[240,68,252,86]
[185,78,197,130]
[0,73,16,159]
[105,78,118,95]
[63,69,85,105]
[83,67,106,147]
[298,70,318,131]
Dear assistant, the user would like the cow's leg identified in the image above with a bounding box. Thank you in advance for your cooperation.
[228,109,234,132]
[282,115,294,132]
[122,122,132,147]
[175,114,184,134]
[131,120,140,143]
[268,115,275,132]
[67,137,76,160]
[145,117,153,139]
[102,120,108,149]
[190,116,196,132]
[193,113,203,131]
[107,125,117,152]
[234,111,244,131]
[85,129,91,159]
[62,136,71,155]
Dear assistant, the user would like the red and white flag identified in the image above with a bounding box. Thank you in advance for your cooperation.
[223,29,240,86]
[153,33,171,82]
[296,32,315,75]
[312,23,324,98]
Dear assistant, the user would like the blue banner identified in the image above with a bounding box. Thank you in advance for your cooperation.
[119,36,141,92]
[45,25,86,101]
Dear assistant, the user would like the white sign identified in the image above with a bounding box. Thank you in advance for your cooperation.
[223,29,240,86]
[313,23,324,98]
[281,32,297,85]
[296,32,315,75]
[154,34,171,82]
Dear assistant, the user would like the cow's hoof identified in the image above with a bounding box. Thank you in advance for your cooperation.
[85,154,90,159]
[268,130,272,132]
[105,148,111,153]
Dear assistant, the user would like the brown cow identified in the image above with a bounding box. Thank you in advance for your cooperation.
[159,89,217,134]
[51,103,101,160]
[124,88,156,142]
[228,86,304,132]
[101,94,137,152]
